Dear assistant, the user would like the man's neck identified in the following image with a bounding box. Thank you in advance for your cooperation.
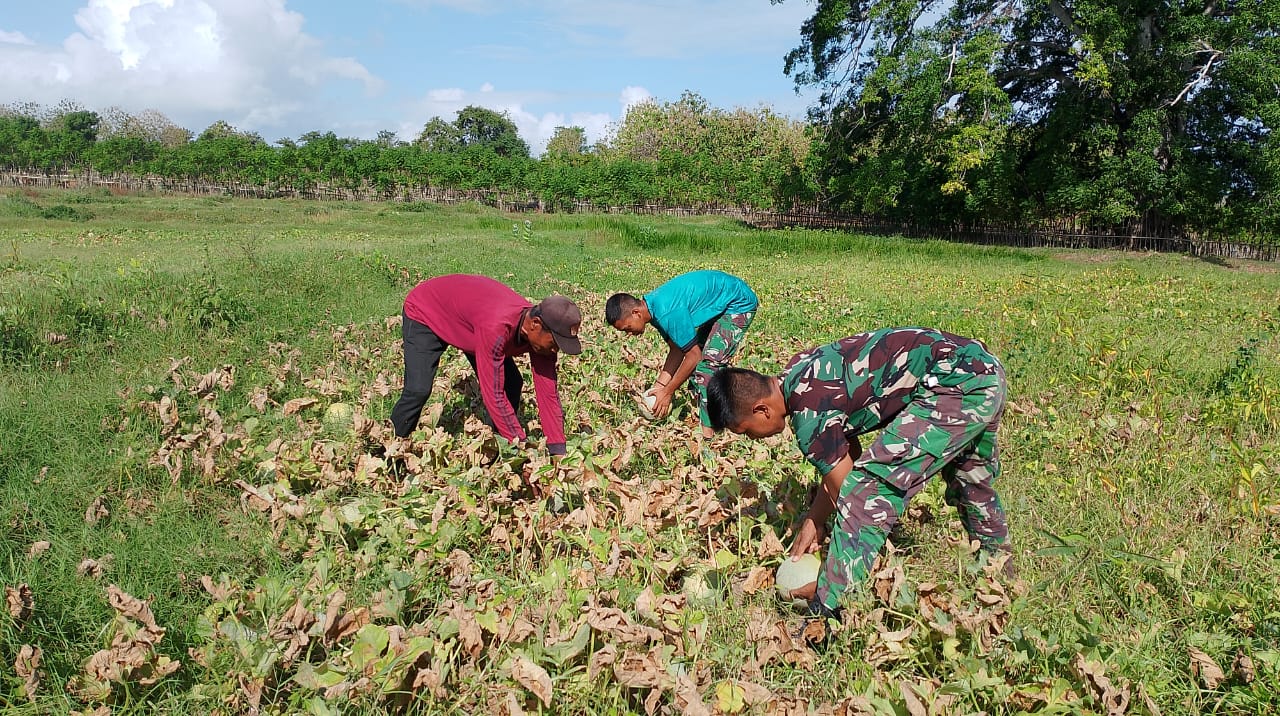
[515,308,530,344]
[775,377,791,416]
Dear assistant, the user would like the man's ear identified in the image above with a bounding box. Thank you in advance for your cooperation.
[751,399,771,419]
[522,315,543,339]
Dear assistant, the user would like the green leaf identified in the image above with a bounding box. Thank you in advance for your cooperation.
[475,608,499,634]
[351,624,390,670]
[1033,546,1082,557]
[712,549,738,570]
[294,661,347,690]
[715,681,746,714]
[544,623,592,665]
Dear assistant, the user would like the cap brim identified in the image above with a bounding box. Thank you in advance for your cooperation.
[551,331,582,355]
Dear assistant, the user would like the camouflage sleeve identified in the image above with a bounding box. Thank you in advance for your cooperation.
[791,408,851,476]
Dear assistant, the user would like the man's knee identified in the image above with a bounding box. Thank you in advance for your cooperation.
[398,387,432,404]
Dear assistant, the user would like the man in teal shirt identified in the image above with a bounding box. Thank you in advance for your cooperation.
[606,270,758,439]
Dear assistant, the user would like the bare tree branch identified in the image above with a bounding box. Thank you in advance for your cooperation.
[1165,47,1223,107]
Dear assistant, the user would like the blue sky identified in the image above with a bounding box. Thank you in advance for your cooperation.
[0,0,818,154]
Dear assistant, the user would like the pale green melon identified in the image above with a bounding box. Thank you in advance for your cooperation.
[775,553,821,600]
[322,402,355,433]
[682,569,722,607]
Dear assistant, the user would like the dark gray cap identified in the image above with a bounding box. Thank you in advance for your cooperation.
[536,295,582,354]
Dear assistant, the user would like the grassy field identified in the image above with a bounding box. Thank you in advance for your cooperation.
[1,188,1278,714]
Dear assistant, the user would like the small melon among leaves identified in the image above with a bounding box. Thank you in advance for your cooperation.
[775,553,821,600]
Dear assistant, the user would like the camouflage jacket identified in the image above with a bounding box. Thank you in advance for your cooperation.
[781,327,1000,475]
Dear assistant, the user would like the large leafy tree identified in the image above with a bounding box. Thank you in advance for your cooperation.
[544,126,587,158]
[415,118,459,152]
[607,91,813,208]
[453,106,530,158]
[414,107,530,158]
[779,0,1280,234]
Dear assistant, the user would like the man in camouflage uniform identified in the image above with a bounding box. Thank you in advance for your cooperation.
[706,327,1010,619]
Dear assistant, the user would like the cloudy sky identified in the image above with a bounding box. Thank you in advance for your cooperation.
[0,0,818,154]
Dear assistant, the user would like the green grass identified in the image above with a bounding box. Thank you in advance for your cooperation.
[1,188,1279,713]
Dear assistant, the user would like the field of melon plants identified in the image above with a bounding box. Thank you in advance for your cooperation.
[1,189,1279,714]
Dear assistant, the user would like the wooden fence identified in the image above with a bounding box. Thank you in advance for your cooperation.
[5,170,1276,262]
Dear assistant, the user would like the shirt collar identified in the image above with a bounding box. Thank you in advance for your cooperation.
[513,308,530,347]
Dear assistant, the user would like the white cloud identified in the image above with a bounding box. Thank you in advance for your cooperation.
[409,83,633,156]
[0,0,381,138]
[0,29,35,45]
[619,86,651,114]
[427,88,465,102]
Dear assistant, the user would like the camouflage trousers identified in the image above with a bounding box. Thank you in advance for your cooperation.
[815,343,1009,610]
[689,311,755,428]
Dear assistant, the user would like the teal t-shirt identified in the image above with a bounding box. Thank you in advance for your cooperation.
[644,270,758,350]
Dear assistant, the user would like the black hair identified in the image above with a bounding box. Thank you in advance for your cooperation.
[706,367,773,431]
[604,293,641,325]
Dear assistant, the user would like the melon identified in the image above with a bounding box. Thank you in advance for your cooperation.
[775,553,822,601]
[637,393,658,420]
[323,402,355,433]
[682,569,722,608]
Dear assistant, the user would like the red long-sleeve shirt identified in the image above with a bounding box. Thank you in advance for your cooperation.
[403,275,566,454]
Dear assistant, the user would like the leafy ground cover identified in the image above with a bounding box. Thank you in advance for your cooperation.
[1,188,1278,714]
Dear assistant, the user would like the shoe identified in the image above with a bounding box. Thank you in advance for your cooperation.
[794,600,841,650]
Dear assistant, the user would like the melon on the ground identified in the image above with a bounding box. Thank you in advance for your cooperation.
[682,569,722,607]
[775,553,821,600]
[636,393,657,420]
[323,402,355,433]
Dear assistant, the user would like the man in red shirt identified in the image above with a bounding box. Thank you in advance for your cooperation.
[391,275,583,457]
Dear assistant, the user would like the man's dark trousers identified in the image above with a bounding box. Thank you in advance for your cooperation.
[391,313,522,438]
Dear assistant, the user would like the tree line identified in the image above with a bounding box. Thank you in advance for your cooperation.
[0,96,815,213]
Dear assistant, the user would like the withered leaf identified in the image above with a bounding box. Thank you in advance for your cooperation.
[85,495,109,525]
[1234,650,1255,684]
[1189,646,1226,689]
[1073,655,1130,715]
[612,648,670,689]
[899,681,928,716]
[801,619,827,645]
[510,655,553,707]
[106,585,161,631]
[248,388,270,413]
[282,397,319,415]
[741,566,773,595]
[15,644,42,700]
[756,530,785,559]
[77,556,113,578]
[675,675,711,716]
[200,575,231,601]
[6,584,34,623]
[588,643,618,681]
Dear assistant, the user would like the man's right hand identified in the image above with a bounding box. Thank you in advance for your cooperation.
[645,385,673,419]
[788,513,825,559]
